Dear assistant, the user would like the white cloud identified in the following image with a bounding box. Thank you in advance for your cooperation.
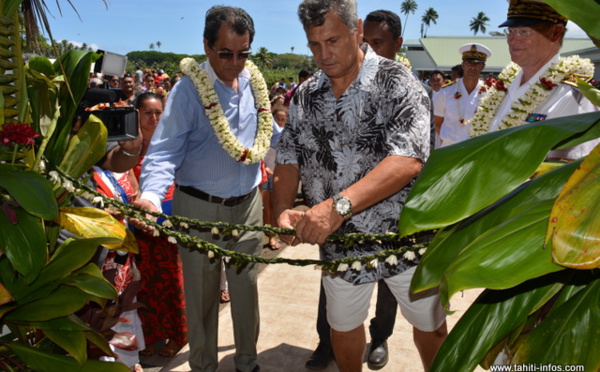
[67,40,99,51]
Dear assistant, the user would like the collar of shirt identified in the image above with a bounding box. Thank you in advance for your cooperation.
[509,53,560,101]
[202,59,251,91]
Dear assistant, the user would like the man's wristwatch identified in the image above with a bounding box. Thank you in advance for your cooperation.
[332,193,352,220]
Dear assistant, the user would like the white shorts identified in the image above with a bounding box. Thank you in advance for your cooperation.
[322,266,446,332]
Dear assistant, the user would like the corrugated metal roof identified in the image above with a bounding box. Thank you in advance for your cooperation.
[405,36,596,72]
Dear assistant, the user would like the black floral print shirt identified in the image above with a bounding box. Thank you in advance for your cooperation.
[277,45,430,284]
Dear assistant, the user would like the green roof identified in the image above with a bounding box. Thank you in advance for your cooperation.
[406,36,596,72]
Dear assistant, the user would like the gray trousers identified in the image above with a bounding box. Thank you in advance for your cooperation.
[173,187,263,372]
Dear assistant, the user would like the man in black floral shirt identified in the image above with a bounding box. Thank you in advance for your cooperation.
[273,0,447,371]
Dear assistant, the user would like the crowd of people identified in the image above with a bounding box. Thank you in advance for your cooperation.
[80,0,598,371]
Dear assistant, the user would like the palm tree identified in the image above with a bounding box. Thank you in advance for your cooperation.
[19,0,109,54]
[400,0,418,38]
[421,7,439,38]
[156,40,162,50]
[470,11,490,35]
[251,46,275,69]
[149,42,155,50]
[291,46,295,53]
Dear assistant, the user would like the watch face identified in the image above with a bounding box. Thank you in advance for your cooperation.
[336,198,351,214]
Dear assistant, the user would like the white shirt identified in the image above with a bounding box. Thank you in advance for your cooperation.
[489,54,599,160]
[434,78,485,147]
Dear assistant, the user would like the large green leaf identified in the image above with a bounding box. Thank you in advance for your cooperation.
[25,57,59,135]
[0,203,47,283]
[62,263,117,300]
[11,237,116,303]
[30,315,115,363]
[512,275,600,369]
[30,316,90,366]
[429,273,568,372]
[412,161,580,293]
[545,0,600,42]
[399,112,600,236]
[5,285,103,322]
[547,143,600,269]
[8,342,130,372]
[578,80,600,107]
[58,115,108,180]
[45,51,100,165]
[439,199,565,307]
[0,164,58,220]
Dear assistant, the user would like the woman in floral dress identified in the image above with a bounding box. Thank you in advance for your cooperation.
[134,93,188,358]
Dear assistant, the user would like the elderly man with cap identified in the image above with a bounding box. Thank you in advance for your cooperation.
[434,43,491,147]
[470,0,598,159]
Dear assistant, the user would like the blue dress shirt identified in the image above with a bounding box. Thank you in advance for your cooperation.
[140,61,281,208]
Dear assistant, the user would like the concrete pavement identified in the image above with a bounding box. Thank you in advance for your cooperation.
[160,243,485,372]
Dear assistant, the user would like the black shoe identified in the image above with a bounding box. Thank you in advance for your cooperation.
[367,340,389,370]
[305,343,334,370]
[236,365,259,372]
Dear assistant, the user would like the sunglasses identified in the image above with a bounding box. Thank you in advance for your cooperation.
[210,45,252,60]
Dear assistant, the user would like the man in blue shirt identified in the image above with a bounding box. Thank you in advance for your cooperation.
[134,6,281,372]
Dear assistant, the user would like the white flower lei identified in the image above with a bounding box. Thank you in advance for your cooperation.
[395,53,412,70]
[470,55,594,138]
[180,58,273,164]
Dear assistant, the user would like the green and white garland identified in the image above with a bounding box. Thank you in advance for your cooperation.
[46,166,430,272]
[180,58,273,164]
[470,55,594,138]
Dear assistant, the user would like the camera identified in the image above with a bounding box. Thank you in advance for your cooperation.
[77,88,138,141]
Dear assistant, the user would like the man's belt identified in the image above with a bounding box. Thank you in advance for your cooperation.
[177,185,253,207]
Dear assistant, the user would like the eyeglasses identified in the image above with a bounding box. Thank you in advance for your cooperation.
[210,45,252,60]
[505,28,536,38]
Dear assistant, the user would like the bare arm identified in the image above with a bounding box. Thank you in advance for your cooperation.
[295,155,422,245]
[101,128,144,173]
[434,115,444,135]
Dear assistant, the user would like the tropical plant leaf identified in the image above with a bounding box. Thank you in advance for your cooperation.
[56,207,138,252]
[511,275,600,369]
[27,56,55,76]
[4,285,103,322]
[547,144,600,269]
[11,237,117,303]
[0,203,47,283]
[412,161,580,293]
[439,199,565,308]
[578,79,600,107]
[43,330,87,366]
[429,272,568,372]
[30,317,91,366]
[545,0,600,42]
[58,115,107,180]
[62,263,117,299]
[0,164,58,220]
[8,342,130,372]
[44,51,100,165]
[0,282,13,305]
[399,112,600,236]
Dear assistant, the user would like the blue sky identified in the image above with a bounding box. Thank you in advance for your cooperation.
[44,0,587,56]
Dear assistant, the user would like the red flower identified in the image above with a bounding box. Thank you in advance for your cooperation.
[539,77,558,90]
[495,80,508,92]
[0,122,40,147]
[485,77,497,87]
